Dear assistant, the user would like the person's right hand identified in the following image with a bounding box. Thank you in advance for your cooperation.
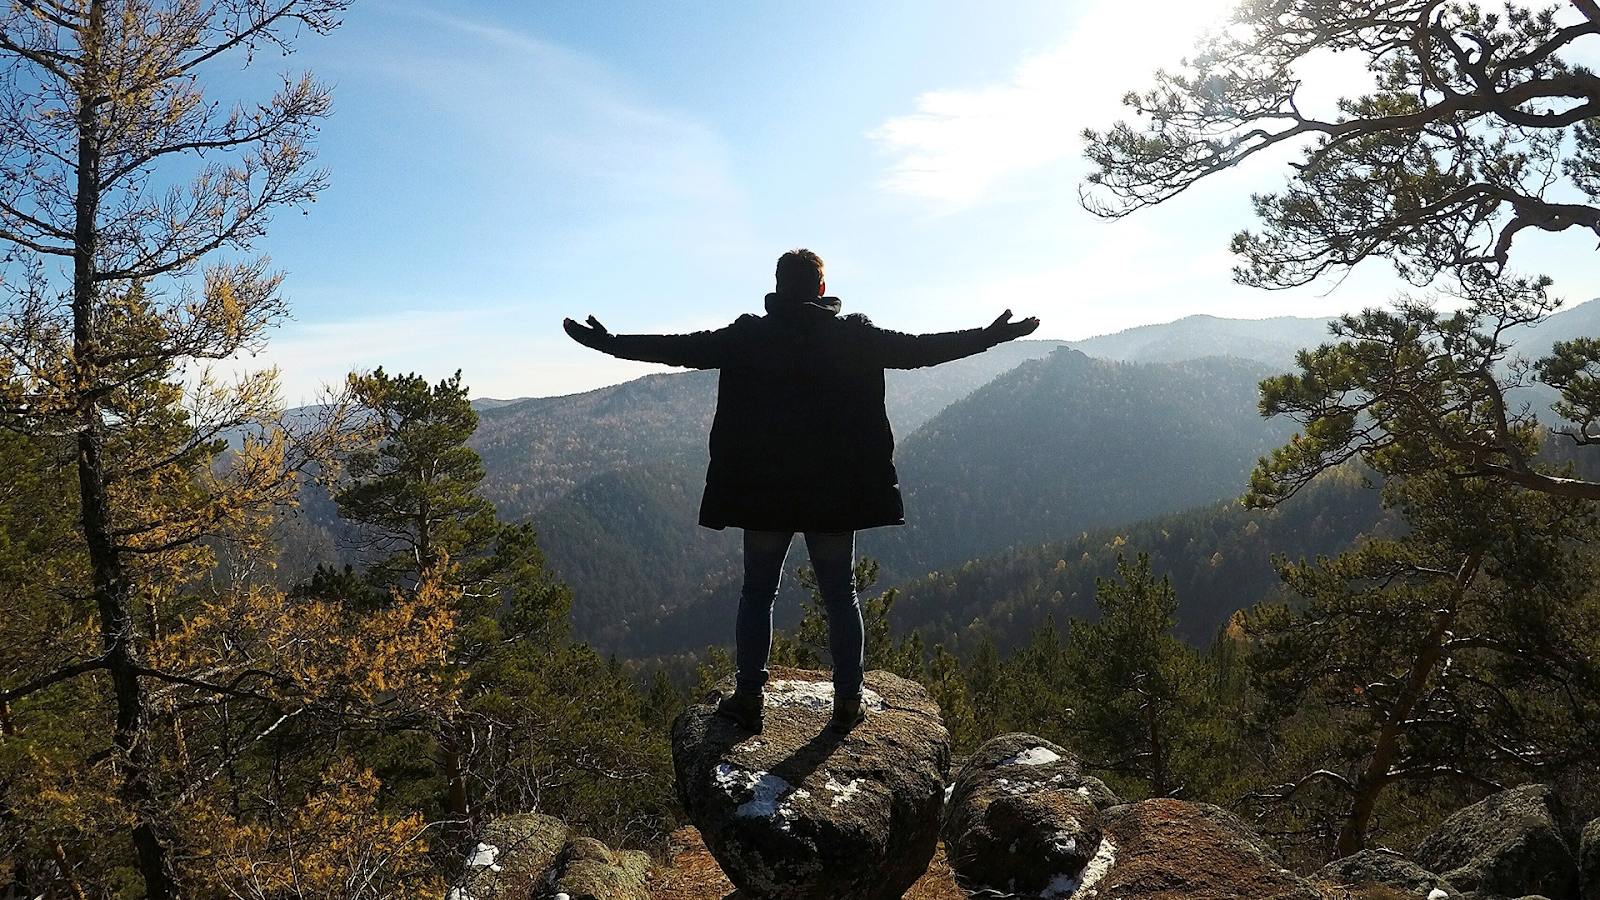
[563,315,612,348]
[987,309,1040,342]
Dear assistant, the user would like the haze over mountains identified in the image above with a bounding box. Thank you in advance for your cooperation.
[416,302,1599,657]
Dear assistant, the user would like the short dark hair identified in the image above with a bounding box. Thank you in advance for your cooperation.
[775,249,825,296]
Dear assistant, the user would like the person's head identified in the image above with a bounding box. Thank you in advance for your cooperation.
[775,249,825,297]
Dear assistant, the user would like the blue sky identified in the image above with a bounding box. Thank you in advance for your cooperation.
[238,0,1600,405]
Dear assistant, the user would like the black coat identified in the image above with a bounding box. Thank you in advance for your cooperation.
[593,294,1003,532]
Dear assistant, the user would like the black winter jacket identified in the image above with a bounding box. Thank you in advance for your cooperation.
[591,294,1004,532]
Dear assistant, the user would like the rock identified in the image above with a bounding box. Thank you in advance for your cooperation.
[1317,849,1460,898]
[1582,818,1600,900]
[1334,890,1441,900]
[549,837,651,900]
[448,812,569,900]
[942,734,1117,895]
[1414,784,1579,900]
[671,666,950,900]
[1078,798,1324,900]
[949,733,1122,811]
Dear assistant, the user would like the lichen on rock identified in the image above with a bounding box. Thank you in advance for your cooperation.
[447,813,569,900]
[1414,784,1579,900]
[942,733,1119,897]
[671,666,949,900]
[1315,849,1461,899]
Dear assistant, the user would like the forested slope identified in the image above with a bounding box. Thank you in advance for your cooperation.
[563,350,1303,657]
[472,369,720,522]
[860,349,1297,580]
[531,458,741,650]
[887,465,1388,652]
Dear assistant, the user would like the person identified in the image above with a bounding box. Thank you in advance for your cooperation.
[563,249,1038,734]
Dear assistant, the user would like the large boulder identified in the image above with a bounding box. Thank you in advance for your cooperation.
[1414,784,1579,900]
[1076,798,1324,900]
[1579,818,1600,900]
[942,733,1119,896]
[671,666,950,900]
[448,813,569,900]
[548,837,650,900]
[1317,849,1461,899]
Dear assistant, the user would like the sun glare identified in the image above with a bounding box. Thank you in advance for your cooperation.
[874,0,1248,206]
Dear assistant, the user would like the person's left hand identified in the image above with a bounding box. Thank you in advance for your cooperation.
[987,309,1040,341]
[563,315,611,348]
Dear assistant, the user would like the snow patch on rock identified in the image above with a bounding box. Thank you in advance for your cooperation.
[466,842,500,871]
[735,773,793,818]
[1041,872,1080,899]
[825,774,865,807]
[1074,835,1117,895]
[1003,746,1062,767]
[992,777,1036,795]
[714,763,811,831]
[764,679,886,712]
[1427,891,1449,900]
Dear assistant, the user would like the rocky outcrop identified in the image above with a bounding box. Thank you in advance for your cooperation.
[942,734,1118,896]
[1582,818,1600,900]
[449,813,569,900]
[548,837,650,900]
[939,734,1319,899]
[671,666,950,900]
[1081,798,1324,900]
[1414,784,1579,900]
[448,816,651,900]
[1316,849,1460,899]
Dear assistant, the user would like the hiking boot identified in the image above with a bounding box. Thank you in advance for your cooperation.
[716,687,763,733]
[827,693,866,734]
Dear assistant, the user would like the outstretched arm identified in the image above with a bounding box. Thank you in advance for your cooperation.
[872,309,1041,369]
[563,315,732,369]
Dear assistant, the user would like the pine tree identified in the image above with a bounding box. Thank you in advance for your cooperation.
[325,367,571,829]
[1083,0,1600,499]
[1246,460,1600,858]
[325,367,677,850]
[336,369,499,592]
[1060,553,1221,799]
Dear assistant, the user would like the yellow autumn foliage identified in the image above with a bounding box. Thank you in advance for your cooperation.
[152,569,461,713]
[183,758,442,900]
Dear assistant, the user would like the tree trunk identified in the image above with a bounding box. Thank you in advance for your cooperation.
[51,841,89,900]
[73,6,179,895]
[1142,682,1168,797]
[440,719,472,851]
[1334,550,1484,858]
[444,725,470,820]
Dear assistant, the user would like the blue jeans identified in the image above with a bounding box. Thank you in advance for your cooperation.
[735,530,864,698]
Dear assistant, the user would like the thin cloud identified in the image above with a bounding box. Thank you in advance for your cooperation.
[871,0,1244,207]
[353,3,747,222]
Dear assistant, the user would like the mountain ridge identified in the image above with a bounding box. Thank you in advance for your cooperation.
[295,300,1599,656]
